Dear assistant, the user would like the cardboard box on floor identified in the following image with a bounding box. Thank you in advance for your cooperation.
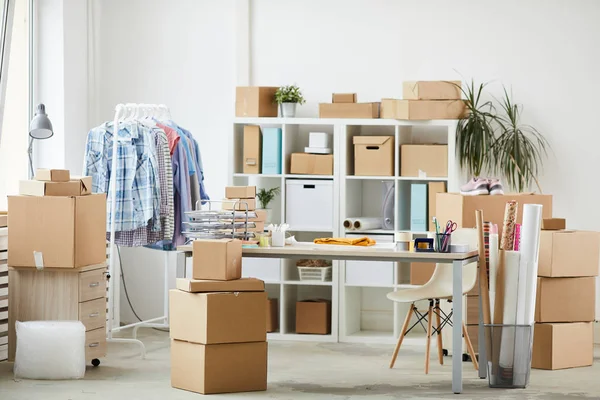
[353,136,394,176]
[319,103,380,119]
[235,86,278,117]
[410,263,436,285]
[171,339,267,394]
[538,231,600,277]
[19,176,92,197]
[532,322,593,370]
[535,277,595,323]
[192,239,242,280]
[7,194,106,268]
[436,193,553,229]
[380,99,466,120]
[402,81,462,100]
[290,153,333,175]
[35,168,70,182]
[428,182,446,231]
[296,299,331,334]
[225,186,256,199]
[243,125,261,174]
[401,144,448,177]
[332,93,357,103]
[267,298,278,333]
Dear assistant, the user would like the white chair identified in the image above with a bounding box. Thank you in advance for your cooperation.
[387,229,479,374]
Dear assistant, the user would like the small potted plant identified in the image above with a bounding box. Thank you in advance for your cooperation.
[274,85,305,118]
[256,187,280,224]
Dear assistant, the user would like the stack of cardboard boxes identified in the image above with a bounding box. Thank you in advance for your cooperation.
[532,221,599,370]
[381,81,466,120]
[319,93,380,119]
[169,238,268,394]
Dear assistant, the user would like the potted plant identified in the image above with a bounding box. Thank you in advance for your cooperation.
[274,85,305,118]
[256,187,280,224]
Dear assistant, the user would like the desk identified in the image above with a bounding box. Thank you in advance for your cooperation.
[178,242,480,394]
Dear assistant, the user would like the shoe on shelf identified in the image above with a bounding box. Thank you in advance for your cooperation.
[488,178,505,195]
[460,178,489,196]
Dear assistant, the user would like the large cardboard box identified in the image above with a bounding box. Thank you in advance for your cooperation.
[428,182,446,231]
[542,218,566,230]
[353,136,394,176]
[290,153,333,175]
[535,277,595,322]
[171,339,267,394]
[402,81,462,100]
[267,298,278,333]
[35,168,70,182]
[8,194,106,268]
[222,198,256,211]
[19,177,92,197]
[380,99,466,120]
[319,103,380,119]
[332,93,357,103]
[176,278,264,293]
[401,144,448,177]
[538,231,599,277]
[192,239,242,280]
[235,86,278,117]
[410,262,436,285]
[243,125,261,174]
[436,193,553,229]
[225,186,256,199]
[296,299,331,334]
[169,289,267,344]
[532,322,593,370]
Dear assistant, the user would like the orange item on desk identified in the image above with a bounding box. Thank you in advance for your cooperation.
[313,237,376,246]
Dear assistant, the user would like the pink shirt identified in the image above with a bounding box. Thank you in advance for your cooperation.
[157,123,180,155]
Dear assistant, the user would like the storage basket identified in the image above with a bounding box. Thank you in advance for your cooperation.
[298,266,332,282]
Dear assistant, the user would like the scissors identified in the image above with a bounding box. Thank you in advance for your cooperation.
[444,220,457,235]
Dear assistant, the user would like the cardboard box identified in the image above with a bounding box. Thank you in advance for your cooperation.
[353,136,394,176]
[35,168,70,182]
[532,322,593,370]
[222,198,256,211]
[290,153,333,175]
[436,193,553,229]
[402,81,462,100]
[7,194,106,268]
[401,144,448,177]
[538,231,599,277]
[410,262,436,285]
[0,212,6,228]
[176,278,265,293]
[267,298,278,333]
[235,86,278,117]
[535,277,595,322]
[319,103,380,119]
[428,182,446,231]
[243,125,261,174]
[19,177,92,197]
[225,186,256,199]
[169,289,267,344]
[171,339,267,394]
[332,93,357,103]
[466,295,480,325]
[192,239,242,280]
[380,99,466,120]
[296,299,331,334]
[542,218,566,230]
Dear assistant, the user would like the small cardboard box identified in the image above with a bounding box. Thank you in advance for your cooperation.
[401,144,448,177]
[222,198,256,211]
[532,322,593,370]
[225,186,256,199]
[402,81,462,100]
[466,295,480,325]
[290,153,333,175]
[7,194,106,268]
[538,231,599,277]
[436,193,553,229]
[319,103,380,119]
[535,277,595,323]
[243,125,261,174]
[353,136,394,176]
[542,218,566,230]
[332,93,357,103]
[235,86,278,117]
[171,339,267,394]
[192,239,242,281]
[35,168,70,182]
[267,298,278,333]
[19,177,92,197]
[176,278,265,293]
[380,99,466,120]
[296,299,331,334]
[410,262,436,285]
[169,289,267,344]
[428,182,446,231]
[0,212,7,228]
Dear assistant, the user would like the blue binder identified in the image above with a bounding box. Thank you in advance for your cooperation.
[410,183,428,232]
[262,128,282,174]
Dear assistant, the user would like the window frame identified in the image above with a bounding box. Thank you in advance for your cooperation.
[0,0,16,144]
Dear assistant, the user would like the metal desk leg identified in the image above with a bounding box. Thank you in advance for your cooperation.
[452,259,464,394]
[478,295,487,379]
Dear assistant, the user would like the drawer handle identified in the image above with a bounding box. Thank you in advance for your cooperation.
[303,184,315,189]
[88,342,99,348]
[89,282,100,288]
[89,312,100,318]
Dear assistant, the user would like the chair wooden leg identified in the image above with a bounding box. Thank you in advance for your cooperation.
[389,304,415,369]
[425,302,434,374]
[462,322,479,371]
[435,300,443,366]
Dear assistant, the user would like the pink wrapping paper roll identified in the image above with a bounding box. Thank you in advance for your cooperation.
[514,223,521,251]
[500,201,518,250]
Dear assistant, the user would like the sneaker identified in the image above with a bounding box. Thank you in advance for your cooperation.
[460,178,489,196]
[488,178,505,195]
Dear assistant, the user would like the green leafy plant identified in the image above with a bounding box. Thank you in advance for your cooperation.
[274,85,306,105]
[257,187,280,209]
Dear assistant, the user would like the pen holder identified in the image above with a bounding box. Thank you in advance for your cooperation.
[271,231,285,247]
[436,233,451,253]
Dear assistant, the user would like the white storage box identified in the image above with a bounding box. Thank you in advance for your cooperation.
[309,132,331,149]
[242,257,281,282]
[286,180,333,231]
[345,234,395,286]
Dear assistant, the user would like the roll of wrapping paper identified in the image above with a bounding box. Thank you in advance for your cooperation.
[500,201,518,250]
[514,223,521,251]
[353,217,383,231]
[484,221,491,288]
[489,233,499,321]
[343,218,356,230]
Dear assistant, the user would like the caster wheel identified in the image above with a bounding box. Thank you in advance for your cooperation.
[442,349,448,357]
[462,354,469,362]
[92,358,100,367]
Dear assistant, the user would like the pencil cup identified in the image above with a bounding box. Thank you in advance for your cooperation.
[436,233,451,253]
[271,231,285,247]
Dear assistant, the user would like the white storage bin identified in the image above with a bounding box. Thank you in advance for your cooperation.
[242,257,281,282]
[285,180,333,231]
[345,234,395,286]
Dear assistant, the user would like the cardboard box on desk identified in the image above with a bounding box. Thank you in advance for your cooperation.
[535,277,595,322]
[401,144,448,177]
[19,176,92,197]
[235,86,278,117]
[538,231,599,277]
[35,168,70,182]
[7,194,106,268]
[436,193,553,229]
[353,136,394,176]
[192,239,242,280]
[532,322,593,370]
[296,299,331,334]
[290,153,333,175]
[319,102,380,119]
[402,81,462,100]
[380,99,466,120]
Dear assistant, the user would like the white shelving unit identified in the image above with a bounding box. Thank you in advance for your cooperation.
[231,117,459,344]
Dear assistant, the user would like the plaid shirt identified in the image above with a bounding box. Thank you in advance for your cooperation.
[84,122,161,232]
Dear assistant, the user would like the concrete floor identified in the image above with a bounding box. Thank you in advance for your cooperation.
[1,330,600,399]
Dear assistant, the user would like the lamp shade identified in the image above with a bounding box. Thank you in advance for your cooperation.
[29,104,53,140]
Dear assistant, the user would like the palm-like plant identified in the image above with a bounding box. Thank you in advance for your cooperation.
[257,187,280,209]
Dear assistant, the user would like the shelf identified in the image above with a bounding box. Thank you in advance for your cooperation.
[233,173,282,178]
[285,174,334,180]
[397,176,448,181]
[287,227,333,233]
[282,280,333,286]
[234,117,459,127]
[344,283,395,288]
[346,175,394,181]
[345,176,448,181]
[345,228,394,235]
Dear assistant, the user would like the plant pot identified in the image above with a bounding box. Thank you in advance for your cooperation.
[280,103,297,118]
[258,208,273,225]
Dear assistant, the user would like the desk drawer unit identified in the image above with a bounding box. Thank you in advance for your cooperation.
[85,327,107,361]
[79,298,106,331]
[79,268,107,302]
